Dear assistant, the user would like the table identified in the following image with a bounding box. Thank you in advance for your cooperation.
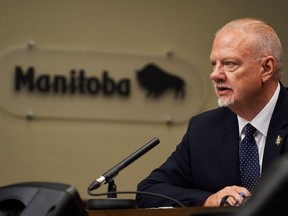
[87,206,237,216]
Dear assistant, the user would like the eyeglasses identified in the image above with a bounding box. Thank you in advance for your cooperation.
[220,195,252,207]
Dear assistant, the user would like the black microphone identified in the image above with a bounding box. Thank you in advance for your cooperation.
[88,137,160,192]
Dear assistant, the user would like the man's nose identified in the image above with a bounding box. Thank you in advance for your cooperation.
[210,64,226,81]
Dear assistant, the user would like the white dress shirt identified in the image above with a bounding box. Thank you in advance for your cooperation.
[237,83,280,173]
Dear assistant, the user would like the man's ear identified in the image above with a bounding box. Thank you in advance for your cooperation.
[261,56,275,82]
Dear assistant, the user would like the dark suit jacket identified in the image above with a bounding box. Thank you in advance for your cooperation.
[136,83,288,207]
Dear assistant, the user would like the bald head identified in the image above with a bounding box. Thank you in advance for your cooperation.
[215,18,283,80]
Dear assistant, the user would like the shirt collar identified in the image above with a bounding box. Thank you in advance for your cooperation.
[238,83,280,136]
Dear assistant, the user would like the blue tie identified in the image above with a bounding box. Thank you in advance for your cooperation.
[239,123,260,192]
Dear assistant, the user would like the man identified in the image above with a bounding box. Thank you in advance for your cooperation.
[136,18,288,207]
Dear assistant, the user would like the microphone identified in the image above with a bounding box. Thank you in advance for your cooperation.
[87,137,160,192]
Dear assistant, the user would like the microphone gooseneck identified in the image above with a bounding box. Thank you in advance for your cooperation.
[87,137,160,192]
[86,137,161,210]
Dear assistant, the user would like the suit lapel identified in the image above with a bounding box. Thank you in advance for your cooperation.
[262,84,288,173]
[221,111,241,182]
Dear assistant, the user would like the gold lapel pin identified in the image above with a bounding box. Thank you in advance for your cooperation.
[275,135,282,145]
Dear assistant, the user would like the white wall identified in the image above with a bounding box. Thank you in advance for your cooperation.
[0,0,288,200]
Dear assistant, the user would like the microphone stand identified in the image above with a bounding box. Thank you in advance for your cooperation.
[86,137,160,210]
[87,179,136,210]
[107,180,117,198]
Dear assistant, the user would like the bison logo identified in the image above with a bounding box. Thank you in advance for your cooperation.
[136,63,185,99]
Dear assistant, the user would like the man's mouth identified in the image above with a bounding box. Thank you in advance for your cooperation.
[218,86,230,91]
[215,83,232,95]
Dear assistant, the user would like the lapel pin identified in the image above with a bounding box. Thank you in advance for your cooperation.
[275,135,282,145]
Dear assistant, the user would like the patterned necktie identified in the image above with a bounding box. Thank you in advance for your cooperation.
[239,123,260,192]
